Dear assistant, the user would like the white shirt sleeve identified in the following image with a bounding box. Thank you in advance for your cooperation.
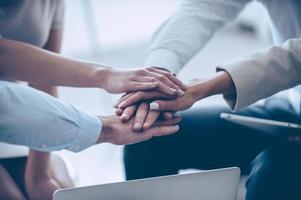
[219,38,301,111]
[0,81,102,152]
[145,0,251,73]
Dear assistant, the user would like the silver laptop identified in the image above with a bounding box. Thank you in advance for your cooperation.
[53,167,240,200]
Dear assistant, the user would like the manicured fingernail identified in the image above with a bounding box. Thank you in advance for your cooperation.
[150,102,159,110]
[175,125,180,131]
[177,89,185,96]
[143,123,149,129]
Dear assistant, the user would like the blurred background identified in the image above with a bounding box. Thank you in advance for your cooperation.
[3,0,274,196]
[59,0,273,187]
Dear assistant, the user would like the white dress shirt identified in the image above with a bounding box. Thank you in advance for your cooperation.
[145,0,301,113]
[0,81,101,152]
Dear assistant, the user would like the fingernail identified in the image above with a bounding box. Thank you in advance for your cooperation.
[143,123,149,129]
[150,102,159,110]
[177,89,185,96]
[134,122,141,130]
[175,125,180,131]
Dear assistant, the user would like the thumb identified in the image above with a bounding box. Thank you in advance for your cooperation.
[150,100,176,111]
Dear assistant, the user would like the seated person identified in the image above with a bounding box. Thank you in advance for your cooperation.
[118,0,301,199]
[0,0,184,199]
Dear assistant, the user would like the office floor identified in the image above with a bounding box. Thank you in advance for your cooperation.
[55,1,272,199]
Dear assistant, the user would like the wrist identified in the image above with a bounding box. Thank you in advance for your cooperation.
[92,66,113,90]
[97,116,113,144]
[189,81,211,101]
[193,71,236,100]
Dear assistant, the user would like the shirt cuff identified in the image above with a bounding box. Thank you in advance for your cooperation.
[65,109,102,152]
[145,49,183,74]
[216,64,257,111]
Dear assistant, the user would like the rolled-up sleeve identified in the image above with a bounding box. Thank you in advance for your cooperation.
[0,81,102,152]
[218,38,301,111]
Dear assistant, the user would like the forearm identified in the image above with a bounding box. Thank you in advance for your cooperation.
[0,38,110,88]
[0,81,101,152]
[190,71,236,101]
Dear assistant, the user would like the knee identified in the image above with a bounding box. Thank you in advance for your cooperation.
[246,146,301,200]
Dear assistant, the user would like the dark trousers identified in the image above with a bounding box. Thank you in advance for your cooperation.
[124,97,301,200]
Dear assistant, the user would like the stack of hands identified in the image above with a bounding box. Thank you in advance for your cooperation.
[97,67,211,146]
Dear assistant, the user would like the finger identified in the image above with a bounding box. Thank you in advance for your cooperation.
[163,111,176,120]
[147,67,187,90]
[135,72,178,95]
[144,72,184,96]
[153,81,178,96]
[142,111,160,130]
[133,103,149,131]
[114,93,135,108]
[155,115,182,126]
[138,73,181,91]
[143,125,180,137]
[128,82,159,93]
[118,91,175,109]
[115,108,124,116]
[150,100,177,111]
[120,105,138,122]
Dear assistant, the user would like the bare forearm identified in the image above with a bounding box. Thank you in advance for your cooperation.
[191,71,236,101]
[0,38,109,88]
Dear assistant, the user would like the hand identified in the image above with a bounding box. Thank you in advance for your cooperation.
[98,115,181,145]
[102,67,186,95]
[115,90,178,109]
[149,80,208,111]
[115,102,176,131]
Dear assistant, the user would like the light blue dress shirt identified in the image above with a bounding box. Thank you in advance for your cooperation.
[0,80,102,152]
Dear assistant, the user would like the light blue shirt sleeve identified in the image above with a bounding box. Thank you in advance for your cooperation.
[0,81,102,152]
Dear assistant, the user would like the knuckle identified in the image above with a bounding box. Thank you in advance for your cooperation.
[141,69,148,75]
[157,75,165,80]
[150,77,157,82]
[128,74,136,80]
[166,73,174,79]
[136,91,144,96]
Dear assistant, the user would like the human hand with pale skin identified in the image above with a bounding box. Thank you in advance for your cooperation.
[114,68,187,131]
[115,71,237,131]
[98,114,181,145]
